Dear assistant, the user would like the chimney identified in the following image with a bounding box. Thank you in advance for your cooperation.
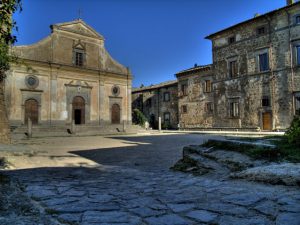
[287,0,295,5]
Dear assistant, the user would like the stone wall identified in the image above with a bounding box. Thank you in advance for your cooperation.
[206,3,300,130]
[6,20,132,127]
[132,81,178,129]
[177,66,214,129]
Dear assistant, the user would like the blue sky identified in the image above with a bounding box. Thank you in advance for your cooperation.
[13,0,285,87]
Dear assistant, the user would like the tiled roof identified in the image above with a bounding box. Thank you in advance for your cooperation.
[175,64,212,77]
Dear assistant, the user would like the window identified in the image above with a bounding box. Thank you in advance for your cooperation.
[230,102,239,118]
[182,105,187,114]
[259,53,269,72]
[297,46,300,66]
[164,112,170,122]
[295,94,300,115]
[257,26,266,35]
[262,96,270,107]
[296,15,300,24]
[228,36,235,44]
[229,60,238,78]
[181,84,188,96]
[164,92,170,102]
[204,80,212,93]
[206,102,213,114]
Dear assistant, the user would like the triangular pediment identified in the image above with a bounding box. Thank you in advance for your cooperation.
[52,20,104,40]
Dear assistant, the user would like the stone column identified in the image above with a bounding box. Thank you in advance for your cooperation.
[127,74,132,125]
[158,117,162,131]
[99,76,105,125]
[27,118,32,138]
[50,66,58,125]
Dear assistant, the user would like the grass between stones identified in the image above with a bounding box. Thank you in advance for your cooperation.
[202,137,300,163]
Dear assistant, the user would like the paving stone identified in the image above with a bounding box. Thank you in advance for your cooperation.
[198,202,249,216]
[218,215,273,225]
[222,193,264,206]
[167,203,196,213]
[53,201,120,213]
[61,189,86,197]
[276,213,300,225]
[129,207,166,217]
[88,193,115,203]
[81,211,131,223]
[253,200,278,217]
[57,213,82,223]
[185,210,218,223]
[145,214,190,225]
[277,197,300,212]
[41,196,79,207]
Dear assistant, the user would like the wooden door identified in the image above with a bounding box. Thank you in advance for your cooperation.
[111,104,120,124]
[72,96,85,124]
[25,99,38,125]
[262,112,272,131]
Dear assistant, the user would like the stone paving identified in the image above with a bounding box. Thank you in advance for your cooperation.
[2,134,300,224]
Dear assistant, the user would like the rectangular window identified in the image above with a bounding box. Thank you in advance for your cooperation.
[182,105,187,114]
[259,53,269,72]
[257,26,266,35]
[181,84,188,96]
[296,15,300,24]
[163,92,170,102]
[230,102,239,118]
[297,46,300,66]
[295,93,300,115]
[229,61,238,78]
[205,80,212,92]
[206,102,213,114]
[164,112,170,122]
[262,96,270,107]
[228,36,235,44]
[75,52,83,66]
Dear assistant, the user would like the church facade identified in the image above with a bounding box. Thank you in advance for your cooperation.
[6,19,132,127]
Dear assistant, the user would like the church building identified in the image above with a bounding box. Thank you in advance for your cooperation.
[5,19,132,128]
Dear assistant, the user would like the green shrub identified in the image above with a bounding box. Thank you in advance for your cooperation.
[285,116,300,146]
[132,109,147,126]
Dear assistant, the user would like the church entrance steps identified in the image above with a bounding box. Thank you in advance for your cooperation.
[10,124,150,139]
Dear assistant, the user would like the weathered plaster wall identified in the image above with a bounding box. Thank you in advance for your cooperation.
[6,20,132,127]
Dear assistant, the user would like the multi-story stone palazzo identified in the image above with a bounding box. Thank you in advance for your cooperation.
[204,0,300,130]
[134,1,300,131]
[6,19,132,128]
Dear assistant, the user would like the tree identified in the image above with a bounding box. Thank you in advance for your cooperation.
[0,0,22,144]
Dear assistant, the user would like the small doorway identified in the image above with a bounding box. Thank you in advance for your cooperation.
[150,114,156,129]
[25,99,38,125]
[72,96,85,125]
[111,103,120,124]
[262,112,272,131]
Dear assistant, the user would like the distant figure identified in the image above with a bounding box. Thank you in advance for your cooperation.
[145,121,149,130]
[177,123,180,130]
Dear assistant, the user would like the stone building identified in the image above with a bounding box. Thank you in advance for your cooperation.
[204,0,300,130]
[6,19,132,128]
[176,0,300,131]
[132,81,178,129]
[176,65,214,129]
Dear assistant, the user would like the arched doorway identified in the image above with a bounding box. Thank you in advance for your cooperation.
[25,99,38,125]
[111,103,120,124]
[72,96,85,125]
